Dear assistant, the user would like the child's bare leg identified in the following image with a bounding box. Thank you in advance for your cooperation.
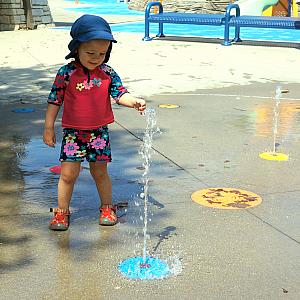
[57,161,81,211]
[89,162,112,206]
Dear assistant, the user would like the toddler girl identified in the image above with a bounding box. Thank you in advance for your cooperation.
[43,14,146,230]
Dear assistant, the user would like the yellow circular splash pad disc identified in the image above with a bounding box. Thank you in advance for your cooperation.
[191,188,262,210]
[158,104,180,109]
[259,152,289,161]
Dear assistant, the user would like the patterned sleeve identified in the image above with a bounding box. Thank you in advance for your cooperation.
[48,64,74,106]
[101,64,129,104]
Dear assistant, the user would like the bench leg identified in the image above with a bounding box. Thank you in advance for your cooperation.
[222,25,241,46]
[233,26,241,43]
[143,2,164,41]
[143,19,152,41]
[156,22,165,37]
[223,4,241,46]
[222,23,232,46]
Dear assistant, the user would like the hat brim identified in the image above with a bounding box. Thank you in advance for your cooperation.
[78,30,117,43]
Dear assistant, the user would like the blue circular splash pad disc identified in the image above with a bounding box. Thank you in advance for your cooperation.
[119,256,170,280]
[12,108,35,113]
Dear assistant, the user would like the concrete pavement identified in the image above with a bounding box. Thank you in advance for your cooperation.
[1,1,300,299]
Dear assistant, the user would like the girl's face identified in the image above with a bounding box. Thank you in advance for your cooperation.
[77,39,111,70]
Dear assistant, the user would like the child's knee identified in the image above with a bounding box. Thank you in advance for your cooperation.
[89,164,108,179]
[60,171,79,184]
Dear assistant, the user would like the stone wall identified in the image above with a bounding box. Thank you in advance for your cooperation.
[128,0,232,13]
[0,0,53,31]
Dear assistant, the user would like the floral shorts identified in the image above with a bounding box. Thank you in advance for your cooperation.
[60,126,112,162]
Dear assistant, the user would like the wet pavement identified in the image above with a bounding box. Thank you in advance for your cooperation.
[1,0,300,297]
[1,82,300,299]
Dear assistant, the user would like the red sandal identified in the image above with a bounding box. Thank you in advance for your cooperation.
[49,208,70,231]
[99,205,117,226]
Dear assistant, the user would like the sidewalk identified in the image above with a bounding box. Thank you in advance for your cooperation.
[1,1,300,299]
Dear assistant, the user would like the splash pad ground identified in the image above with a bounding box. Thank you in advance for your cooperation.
[2,11,300,297]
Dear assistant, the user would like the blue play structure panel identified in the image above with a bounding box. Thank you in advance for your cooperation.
[12,108,35,113]
[119,256,170,279]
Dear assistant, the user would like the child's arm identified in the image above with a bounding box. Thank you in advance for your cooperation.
[43,104,60,147]
[118,93,146,113]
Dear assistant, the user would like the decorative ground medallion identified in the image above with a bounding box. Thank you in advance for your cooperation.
[119,256,171,280]
[259,152,288,161]
[158,104,180,109]
[191,188,262,210]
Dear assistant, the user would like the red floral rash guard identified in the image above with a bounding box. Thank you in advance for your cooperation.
[48,61,128,130]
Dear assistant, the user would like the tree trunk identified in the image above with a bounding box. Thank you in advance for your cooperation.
[22,0,35,29]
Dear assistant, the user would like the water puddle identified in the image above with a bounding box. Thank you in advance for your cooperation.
[19,138,95,211]
[231,99,300,141]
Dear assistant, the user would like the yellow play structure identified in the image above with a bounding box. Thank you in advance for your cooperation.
[233,0,298,17]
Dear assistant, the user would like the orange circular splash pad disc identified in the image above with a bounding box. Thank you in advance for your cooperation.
[259,152,289,161]
[191,188,262,210]
[158,104,180,109]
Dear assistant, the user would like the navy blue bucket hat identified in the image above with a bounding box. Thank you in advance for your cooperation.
[65,14,117,60]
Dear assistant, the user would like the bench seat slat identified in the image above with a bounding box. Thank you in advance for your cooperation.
[230,16,300,29]
[148,12,300,29]
[148,12,225,25]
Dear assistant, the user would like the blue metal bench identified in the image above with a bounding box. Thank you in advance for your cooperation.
[143,2,300,46]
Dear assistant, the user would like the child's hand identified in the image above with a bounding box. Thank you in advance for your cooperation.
[133,98,146,114]
[43,128,56,147]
